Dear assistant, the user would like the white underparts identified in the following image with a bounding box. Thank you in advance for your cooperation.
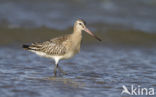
[30,50,75,65]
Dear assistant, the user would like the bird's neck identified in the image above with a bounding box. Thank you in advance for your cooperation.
[71,29,82,46]
[72,29,82,40]
[70,29,82,52]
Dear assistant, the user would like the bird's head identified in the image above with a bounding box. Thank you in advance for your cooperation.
[74,19,102,41]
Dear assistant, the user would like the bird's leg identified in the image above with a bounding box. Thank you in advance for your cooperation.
[58,65,67,75]
[54,64,58,76]
[53,59,67,76]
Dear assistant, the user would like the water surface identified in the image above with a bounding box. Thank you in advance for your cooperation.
[0,45,155,97]
[0,0,156,97]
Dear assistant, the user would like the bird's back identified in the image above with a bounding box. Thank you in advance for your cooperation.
[23,34,71,56]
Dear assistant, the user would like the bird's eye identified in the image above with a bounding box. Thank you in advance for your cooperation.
[79,23,82,25]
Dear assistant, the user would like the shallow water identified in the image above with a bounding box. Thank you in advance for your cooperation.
[0,45,155,97]
[0,0,156,97]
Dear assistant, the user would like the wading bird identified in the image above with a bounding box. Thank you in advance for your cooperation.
[23,19,101,76]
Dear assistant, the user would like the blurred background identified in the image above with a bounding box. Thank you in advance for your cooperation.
[0,0,156,97]
[0,0,156,45]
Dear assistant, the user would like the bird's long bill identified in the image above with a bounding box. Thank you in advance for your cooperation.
[84,28,102,41]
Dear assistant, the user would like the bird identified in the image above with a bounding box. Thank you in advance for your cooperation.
[23,19,101,76]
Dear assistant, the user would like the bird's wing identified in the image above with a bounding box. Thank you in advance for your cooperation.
[29,35,70,55]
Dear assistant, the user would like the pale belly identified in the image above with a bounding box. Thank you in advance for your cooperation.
[31,49,78,60]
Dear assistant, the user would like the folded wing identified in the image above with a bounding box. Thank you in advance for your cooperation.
[23,35,69,56]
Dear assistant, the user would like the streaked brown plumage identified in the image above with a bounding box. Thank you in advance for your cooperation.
[29,35,69,55]
[23,19,101,76]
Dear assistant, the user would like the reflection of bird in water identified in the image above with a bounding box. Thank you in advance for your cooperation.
[47,77,85,88]
[23,19,101,76]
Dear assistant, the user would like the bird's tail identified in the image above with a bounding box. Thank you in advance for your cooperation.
[22,44,31,50]
[22,44,41,51]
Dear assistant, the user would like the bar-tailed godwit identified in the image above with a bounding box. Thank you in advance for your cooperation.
[23,19,101,76]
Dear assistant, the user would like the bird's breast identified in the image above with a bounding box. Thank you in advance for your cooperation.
[62,41,81,60]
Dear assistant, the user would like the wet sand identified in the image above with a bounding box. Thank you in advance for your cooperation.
[0,27,156,46]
